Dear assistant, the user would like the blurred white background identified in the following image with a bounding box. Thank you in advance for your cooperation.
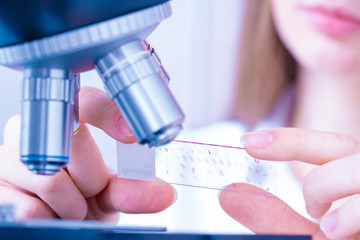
[0,0,248,234]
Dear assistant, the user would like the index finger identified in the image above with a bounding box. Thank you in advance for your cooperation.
[79,86,136,144]
[241,128,360,165]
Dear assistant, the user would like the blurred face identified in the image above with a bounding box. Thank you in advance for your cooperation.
[270,0,360,76]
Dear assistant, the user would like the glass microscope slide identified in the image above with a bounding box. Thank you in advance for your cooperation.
[117,140,277,196]
[155,140,277,195]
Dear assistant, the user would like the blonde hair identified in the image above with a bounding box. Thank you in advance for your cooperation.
[235,0,297,128]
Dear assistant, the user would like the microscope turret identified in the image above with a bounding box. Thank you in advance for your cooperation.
[0,0,184,175]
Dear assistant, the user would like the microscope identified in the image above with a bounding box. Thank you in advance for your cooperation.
[0,2,313,240]
[0,0,185,175]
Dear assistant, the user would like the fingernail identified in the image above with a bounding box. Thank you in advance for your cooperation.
[117,117,133,137]
[320,210,338,233]
[217,186,225,199]
[171,185,178,205]
[240,131,274,148]
[217,183,235,199]
[305,204,311,215]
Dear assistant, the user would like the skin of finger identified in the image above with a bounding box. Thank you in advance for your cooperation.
[67,123,110,198]
[0,185,57,219]
[303,155,360,218]
[96,175,175,214]
[0,146,88,219]
[245,128,360,165]
[3,115,21,147]
[79,86,136,143]
[85,196,120,222]
[218,183,323,237]
[322,196,360,239]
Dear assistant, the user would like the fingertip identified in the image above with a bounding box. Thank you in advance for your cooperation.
[318,196,360,239]
[218,183,279,233]
[156,177,178,206]
[79,86,136,143]
[304,201,332,220]
[302,169,333,219]
[170,184,178,205]
[112,116,136,143]
[320,210,337,235]
[218,183,271,210]
[240,131,274,149]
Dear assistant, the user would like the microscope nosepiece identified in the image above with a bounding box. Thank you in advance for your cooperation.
[96,40,184,147]
[1,1,182,175]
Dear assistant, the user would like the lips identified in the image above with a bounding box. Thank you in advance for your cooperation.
[300,5,360,35]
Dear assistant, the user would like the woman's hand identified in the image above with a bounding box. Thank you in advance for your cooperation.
[0,86,175,221]
[218,128,360,239]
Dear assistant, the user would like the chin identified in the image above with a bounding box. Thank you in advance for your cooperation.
[305,60,360,77]
[294,43,360,76]
[319,57,360,76]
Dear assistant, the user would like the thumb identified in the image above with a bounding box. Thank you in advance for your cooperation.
[3,115,21,147]
[218,183,325,239]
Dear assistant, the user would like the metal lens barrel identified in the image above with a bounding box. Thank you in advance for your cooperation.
[96,40,184,147]
[20,69,78,175]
